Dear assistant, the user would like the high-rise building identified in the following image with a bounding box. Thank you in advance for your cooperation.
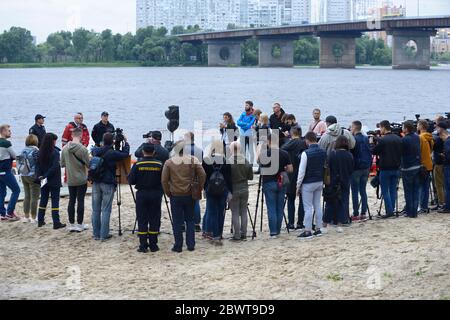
[326,0,352,22]
[136,0,312,32]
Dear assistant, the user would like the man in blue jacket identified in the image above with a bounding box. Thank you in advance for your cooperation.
[401,121,421,218]
[350,121,372,221]
[237,101,256,165]
[91,132,130,241]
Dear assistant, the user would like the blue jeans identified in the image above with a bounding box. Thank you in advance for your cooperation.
[263,181,287,236]
[170,195,195,250]
[194,200,201,225]
[418,171,430,210]
[379,170,400,215]
[206,191,228,239]
[444,166,450,210]
[287,192,304,227]
[402,169,421,218]
[351,169,369,216]
[92,183,116,240]
[0,170,20,216]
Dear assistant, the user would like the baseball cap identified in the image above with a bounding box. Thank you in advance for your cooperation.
[35,114,46,121]
[151,131,162,141]
[142,143,155,154]
[101,111,109,117]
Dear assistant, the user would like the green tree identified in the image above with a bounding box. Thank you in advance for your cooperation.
[72,28,91,61]
[242,38,258,66]
[0,27,36,63]
[101,29,115,61]
[294,37,319,65]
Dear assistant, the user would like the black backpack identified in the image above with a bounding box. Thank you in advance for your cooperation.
[207,165,226,196]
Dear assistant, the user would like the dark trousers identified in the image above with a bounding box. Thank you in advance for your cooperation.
[136,190,162,249]
[287,192,305,227]
[402,169,421,218]
[170,195,195,251]
[444,166,450,210]
[324,184,351,225]
[206,191,228,239]
[38,186,61,224]
[68,184,87,224]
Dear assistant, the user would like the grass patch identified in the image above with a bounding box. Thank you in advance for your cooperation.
[383,272,392,278]
[327,273,343,282]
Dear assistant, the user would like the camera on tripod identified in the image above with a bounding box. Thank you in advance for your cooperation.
[113,128,125,150]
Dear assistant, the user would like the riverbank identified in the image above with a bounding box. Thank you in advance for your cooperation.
[0,62,142,68]
[0,178,449,300]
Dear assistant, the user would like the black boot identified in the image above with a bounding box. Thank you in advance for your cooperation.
[149,234,159,252]
[52,212,66,230]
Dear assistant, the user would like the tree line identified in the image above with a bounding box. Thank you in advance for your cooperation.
[0,26,398,66]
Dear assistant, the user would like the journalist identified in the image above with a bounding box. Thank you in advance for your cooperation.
[135,131,169,164]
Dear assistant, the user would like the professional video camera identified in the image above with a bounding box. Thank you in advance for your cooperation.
[114,128,125,150]
[411,114,436,134]
[143,131,153,139]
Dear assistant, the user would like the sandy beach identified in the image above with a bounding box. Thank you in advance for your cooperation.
[0,177,449,300]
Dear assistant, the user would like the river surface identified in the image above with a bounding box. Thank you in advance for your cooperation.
[1,66,450,152]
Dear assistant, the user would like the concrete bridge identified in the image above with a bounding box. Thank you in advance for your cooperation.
[178,16,450,69]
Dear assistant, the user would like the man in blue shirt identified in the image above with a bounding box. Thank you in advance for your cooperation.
[237,101,256,165]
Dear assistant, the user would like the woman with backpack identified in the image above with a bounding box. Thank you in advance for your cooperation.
[18,134,40,223]
[202,139,233,246]
[36,133,66,229]
[323,136,354,233]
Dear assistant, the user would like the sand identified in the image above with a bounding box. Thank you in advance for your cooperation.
[0,177,449,300]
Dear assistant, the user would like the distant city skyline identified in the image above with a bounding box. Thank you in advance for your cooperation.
[1,0,450,43]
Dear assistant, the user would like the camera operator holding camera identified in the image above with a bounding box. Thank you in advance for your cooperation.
[135,131,169,164]
[90,132,130,241]
[372,121,402,219]
[91,112,115,148]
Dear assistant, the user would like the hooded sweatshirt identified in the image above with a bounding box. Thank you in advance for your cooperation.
[61,141,90,186]
[318,123,356,154]
[419,132,434,171]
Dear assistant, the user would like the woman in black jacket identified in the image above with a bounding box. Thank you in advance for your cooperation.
[202,139,233,245]
[36,133,66,229]
[324,136,354,232]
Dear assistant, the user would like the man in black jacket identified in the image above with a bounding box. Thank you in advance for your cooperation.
[128,143,163,253]
[281,126,307,229]
[29,114,46,147]
[372,120,403,218]
[135,131,169,164]
[91,112,115,147]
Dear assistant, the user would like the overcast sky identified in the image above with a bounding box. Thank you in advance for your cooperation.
[0,0,449,43]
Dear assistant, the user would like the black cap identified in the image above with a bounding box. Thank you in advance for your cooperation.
[325,116,337,125]
[142,143,155,154]
[101,111,109,117]
[437,122,448,130]
[151,131,162,141]
[35,114,45,121]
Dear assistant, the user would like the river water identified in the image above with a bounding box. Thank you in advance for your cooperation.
[1,66,450,152]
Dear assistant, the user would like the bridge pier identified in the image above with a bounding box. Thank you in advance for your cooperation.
[207,40,242,67]
[258,37,295,67]
[391,30,436,70]
[319,34,358,68]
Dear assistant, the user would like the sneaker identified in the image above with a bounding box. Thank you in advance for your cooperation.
[269,235,278,240]
[321,227,328,234]
[101,235,113,242]
[360,215,369,221]
[381,214,396,219]
[336,227,344,233]
[67,224,77,232]
[30,219,37,224]
[71,224,83,233]
[21,217,31,223]
[81,224,89,230]
[0,216,8,221]
[438,208,450,214]
[298,231,313,240]
[6,213,20,222]
[351,216,361,222]
[171,247,182,253]
[418,209,429,215]
[53,223,66,230]
[313,230,323,237]
[195,224,202,232]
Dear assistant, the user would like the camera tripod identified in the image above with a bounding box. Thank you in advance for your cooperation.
[375,175,401,218]
[251,175,290,240]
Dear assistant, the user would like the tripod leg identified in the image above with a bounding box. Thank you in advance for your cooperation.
[282,195,290,234]
[252,176,261,240]
[163,194,174,229]
[260,189,264,233]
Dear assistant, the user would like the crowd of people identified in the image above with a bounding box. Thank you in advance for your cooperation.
[1,104,450,253]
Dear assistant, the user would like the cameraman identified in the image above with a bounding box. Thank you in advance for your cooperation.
[372,121,402,219]
[91,132,130,241]
[128,144,163,253]
[91,112,115,147]
[135,131,169,164]
[400,121,421,219]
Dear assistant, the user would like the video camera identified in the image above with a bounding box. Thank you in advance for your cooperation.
[114,128,125,150]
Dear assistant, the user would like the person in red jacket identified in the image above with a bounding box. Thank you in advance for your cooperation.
[62,113,90,147]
